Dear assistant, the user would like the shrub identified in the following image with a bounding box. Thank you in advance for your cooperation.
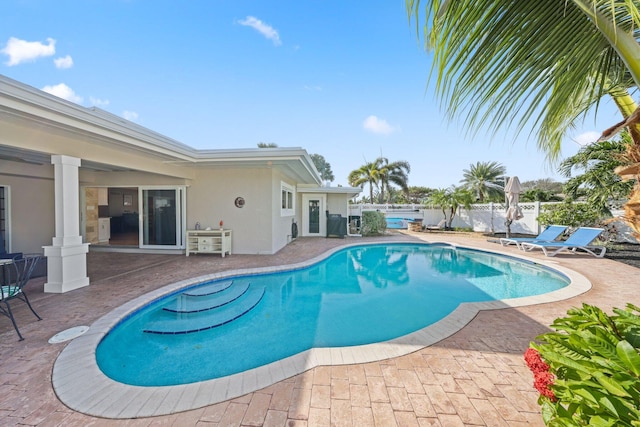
[361,211,387,236]
[525,303,640,426]
[537,201,603,228]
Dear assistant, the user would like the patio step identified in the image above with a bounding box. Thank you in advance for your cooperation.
[182,279,233,297]
[162,282,249,313]
[143,285,265,334]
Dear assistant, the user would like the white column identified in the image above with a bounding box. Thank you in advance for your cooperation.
[43,155,90,293]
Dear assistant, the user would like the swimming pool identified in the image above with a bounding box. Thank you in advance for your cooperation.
[386,217,414,229]
[95,242,569,387]
[53,240,591,418]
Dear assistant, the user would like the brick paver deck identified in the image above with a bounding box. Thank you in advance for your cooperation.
[0,231,636,426]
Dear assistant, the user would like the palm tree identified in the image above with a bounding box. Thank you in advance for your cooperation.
[426,188,450,223]
[407,1,640,157]
[446,187,474,228]
[426,186,474,229]
[407,0,640,234]
[348,158,384,203]
[559,131,634,214]
[460,161,506,202]
[378,158,411,203]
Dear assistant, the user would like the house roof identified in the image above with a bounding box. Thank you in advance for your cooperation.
[297,185,362,199]
[0,74,321,185]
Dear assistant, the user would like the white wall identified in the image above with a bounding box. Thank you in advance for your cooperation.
[188,168,274,254]
[271,172,298,253]
[0,160,55,254]
[327,193,349,216]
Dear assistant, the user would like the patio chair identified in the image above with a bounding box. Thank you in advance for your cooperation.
[1,255,42,340]
[425,219,447,231]
[0,230,22,260]
[520,227,607,258]
[499,225,568,249]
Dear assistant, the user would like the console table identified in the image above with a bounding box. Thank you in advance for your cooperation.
[186,229,232,257]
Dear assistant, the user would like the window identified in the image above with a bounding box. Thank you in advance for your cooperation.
[281,182,295,216]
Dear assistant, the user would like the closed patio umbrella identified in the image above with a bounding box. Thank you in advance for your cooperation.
[504,176,523,238]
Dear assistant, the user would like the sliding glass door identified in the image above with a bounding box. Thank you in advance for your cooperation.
[139,187,185,249]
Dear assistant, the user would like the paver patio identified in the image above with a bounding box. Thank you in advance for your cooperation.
[0,231,636,426]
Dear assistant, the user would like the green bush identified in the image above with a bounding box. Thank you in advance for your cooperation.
[361,211,387,236]
[525,303,640,426]
[537,201,603,228]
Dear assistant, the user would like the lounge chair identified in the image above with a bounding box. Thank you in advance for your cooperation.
[520,227,607,257]
[425,219,446,231]
[499,225,568,249]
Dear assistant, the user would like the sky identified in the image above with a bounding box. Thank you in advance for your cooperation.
[0,0,624,189]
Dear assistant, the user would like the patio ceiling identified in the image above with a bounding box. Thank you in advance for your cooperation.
[0,75,321,184]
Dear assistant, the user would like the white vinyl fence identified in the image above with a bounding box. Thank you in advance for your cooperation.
[349,202,635,241]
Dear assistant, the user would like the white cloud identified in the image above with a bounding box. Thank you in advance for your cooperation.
[1,37,56,66]
[304,85,322,91]
[54,55,73,69]
[89,96,109,107]
[123,110,139,121]
[363,115,394,135]
[573,131,601,146]
[41,83,83,104]
[238,16,281,46]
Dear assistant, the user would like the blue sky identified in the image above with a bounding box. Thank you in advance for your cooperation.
[0,0,622,189]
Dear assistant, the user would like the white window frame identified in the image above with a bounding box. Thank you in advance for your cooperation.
[281,182,295,217]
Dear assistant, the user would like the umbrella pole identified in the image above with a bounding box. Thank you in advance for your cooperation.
[506,219,512,238]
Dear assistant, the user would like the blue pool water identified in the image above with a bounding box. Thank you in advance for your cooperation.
[96,243,569,386]
[386,217,414,229]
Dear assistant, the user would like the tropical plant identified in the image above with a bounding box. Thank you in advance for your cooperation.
[361,211,387,236]
[348,158,384,203]
[426,186,474,229]
[537,201,603,228]
[559,131,635,214]
[348,157,411,203]
[526,303,640,426]
[398,186,436,204]
[460,161,506,202]
[520,189,562,203]
[257,142,278,148]
[310,153,335,183]
[378,158,411,203]
[406,0,640,235]
[522,179,564,194]
[426,188,450,223]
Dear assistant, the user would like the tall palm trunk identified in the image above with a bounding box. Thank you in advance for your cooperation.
[607,91,640,237]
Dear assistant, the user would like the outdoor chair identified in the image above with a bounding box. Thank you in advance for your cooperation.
[520,227,607,258]
[0,254,42,341]
[499,224,568,249]
[425,219,447,231]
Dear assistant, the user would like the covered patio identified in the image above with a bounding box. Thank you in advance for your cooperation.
[1,232,636,426]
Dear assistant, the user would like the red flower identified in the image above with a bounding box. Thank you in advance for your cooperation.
[524,347,557,402]
[533,371,557,401]
[524,348,550,372]
[219,220,224,227]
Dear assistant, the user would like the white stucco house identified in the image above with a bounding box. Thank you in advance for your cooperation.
[0,75,360,293]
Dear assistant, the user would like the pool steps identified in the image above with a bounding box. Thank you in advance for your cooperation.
[182,279,233,297]
[143,283,264,334]
[162,282,249,313]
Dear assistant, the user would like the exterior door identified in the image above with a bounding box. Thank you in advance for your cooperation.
[302,194,326,237]
[140,187,185,249]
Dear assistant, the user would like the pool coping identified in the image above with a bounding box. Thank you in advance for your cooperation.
[51,240,591,419]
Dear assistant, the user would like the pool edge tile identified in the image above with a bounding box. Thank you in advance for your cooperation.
[50,239,593,419]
